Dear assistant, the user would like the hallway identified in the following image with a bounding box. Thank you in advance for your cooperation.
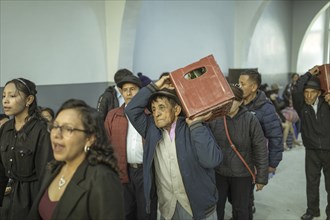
[225,145,328,220]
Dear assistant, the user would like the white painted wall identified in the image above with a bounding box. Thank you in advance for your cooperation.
[130,1,236,80]
[105,1,126,82]
[117,1,142,73]
[1,0,327,87]
[0,1,108,86]
[246,0,292,76]
[234,1,265,68]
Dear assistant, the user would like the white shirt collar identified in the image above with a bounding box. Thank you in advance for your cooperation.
[115,86,124,106]
[311,97,319,114]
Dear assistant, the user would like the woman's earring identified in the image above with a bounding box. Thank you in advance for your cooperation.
[84,145,90,153]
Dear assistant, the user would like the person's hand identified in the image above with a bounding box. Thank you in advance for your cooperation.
[268,167,276,173]
[308,66,320,76]
[4,186,12,195]
[325,93,330,106]
[256,183,265,191]
[155,75,175,90]
[270,93,278,101]
[186,112,213,126]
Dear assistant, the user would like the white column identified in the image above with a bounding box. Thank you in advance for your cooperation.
[104,1,126,83]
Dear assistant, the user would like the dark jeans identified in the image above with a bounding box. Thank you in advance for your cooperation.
[216,174,253,220]
[305,149,330,217]
[248,184,255,220]
[124,165,157,220]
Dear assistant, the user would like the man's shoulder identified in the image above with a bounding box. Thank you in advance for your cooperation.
[255,101,277,121]
[106,106,125,119]
[248,99,277,122]
[103,85,117,94]
[109,106,125,115]
[99,86,117,100]
[261,99,276,110]
[248,100,274,113]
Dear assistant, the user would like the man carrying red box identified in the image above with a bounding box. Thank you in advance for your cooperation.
[292,66,330,220]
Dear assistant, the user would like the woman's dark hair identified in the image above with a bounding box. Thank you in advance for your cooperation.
[291,73,299,79]
[40,107,55,120]
[49,99,119,174]
[5,78,39,120]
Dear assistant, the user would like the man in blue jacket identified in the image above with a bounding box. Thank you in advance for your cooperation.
[292,66,330,220]
[125,74,223,220]
[239,70,283,218]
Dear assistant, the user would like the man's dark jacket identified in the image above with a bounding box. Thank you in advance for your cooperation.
[245,90,283,168]
[292,72,330,150]
[125,84,223,220]
[97,86,119,121]
[209,106,269,185]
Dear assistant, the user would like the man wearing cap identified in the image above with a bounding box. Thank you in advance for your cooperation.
[125,75,223,220]
[104,75,157,220]
[292,66,330,220]
[97,68,133,121]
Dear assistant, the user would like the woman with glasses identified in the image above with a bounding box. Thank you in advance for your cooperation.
[208,84,269,220]
[28,99,124,220]
[0,78,53,220]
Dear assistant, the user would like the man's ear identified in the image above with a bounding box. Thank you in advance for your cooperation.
[251,83,258,93]
[174,104,182,117]
[317,90,322,97]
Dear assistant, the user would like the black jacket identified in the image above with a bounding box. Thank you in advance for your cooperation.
[292,72,330,150]
[209,106,268,185]
[0,117,52,220]
[282,82,294,106]
[27,160,125,220]
[96,86,119,121]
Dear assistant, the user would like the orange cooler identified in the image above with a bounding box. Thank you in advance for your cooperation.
[169,55,234,120]
[319,64,330,95]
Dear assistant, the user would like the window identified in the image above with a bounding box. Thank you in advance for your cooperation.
[297,5,330,73]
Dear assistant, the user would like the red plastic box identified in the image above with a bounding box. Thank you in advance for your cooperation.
[169,55,234,120]
[319,64,330,95]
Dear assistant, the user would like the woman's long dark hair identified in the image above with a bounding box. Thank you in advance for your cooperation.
[48,99,119,174]
[5,78,40,120]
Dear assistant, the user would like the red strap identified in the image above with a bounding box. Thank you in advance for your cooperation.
[223,116,256,184]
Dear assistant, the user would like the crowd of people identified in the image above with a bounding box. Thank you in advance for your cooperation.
[0,66,329,220]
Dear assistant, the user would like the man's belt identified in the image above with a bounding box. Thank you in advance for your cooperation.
[128,163,143,169]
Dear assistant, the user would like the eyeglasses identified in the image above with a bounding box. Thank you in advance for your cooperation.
[47,123,87,137]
